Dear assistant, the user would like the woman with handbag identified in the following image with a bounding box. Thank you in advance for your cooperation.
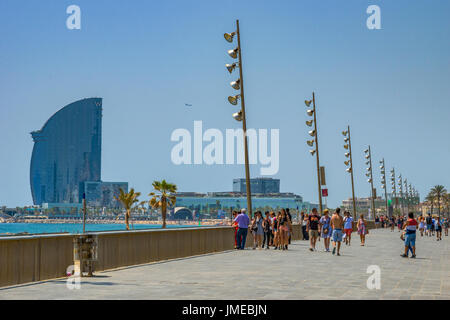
[357,214,368,246]
[319,209,332,252]
[251,211,264,249]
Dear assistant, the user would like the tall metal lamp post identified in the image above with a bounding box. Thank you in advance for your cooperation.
[305,93,323,214]
[364,146,376,218]
[398,174,405,216]
[224,20,253,218]
[342,126,357,220]
[390,168,398,214]
[380,159,389,217]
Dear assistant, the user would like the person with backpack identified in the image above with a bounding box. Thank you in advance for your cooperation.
[426,214,433,236]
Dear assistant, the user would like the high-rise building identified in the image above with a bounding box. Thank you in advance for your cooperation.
[30,98,127,207]
[232,177,280,194]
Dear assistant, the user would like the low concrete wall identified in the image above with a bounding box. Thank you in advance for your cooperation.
[0,222,370,288]
[0,234,73,288]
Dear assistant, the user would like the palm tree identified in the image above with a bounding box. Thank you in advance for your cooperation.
[149,180,177,228]
[425,192,435,216]
[114,188,141,230]
[431,185,447,219]
[445,193,450,218]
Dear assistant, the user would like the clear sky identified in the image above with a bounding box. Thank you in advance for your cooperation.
[0,0,449,208]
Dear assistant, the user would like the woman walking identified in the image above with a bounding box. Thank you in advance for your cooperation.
[357,214,368,246]
[435,217,442,241]
[231,211,239,249]
[301,212,309,240]
[278,209,291,250]
[418,215,425,237]
[251,211,264,249]
[319,209,332,252]
[272,212,280,249]
[262,211,272,249]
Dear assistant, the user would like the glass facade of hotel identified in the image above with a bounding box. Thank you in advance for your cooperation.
[80,181,128,208]
[30,98,102,205]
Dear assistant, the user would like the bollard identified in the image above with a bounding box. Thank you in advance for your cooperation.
[73,234,98,277]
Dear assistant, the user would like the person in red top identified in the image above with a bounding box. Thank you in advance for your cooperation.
[231,211,239,249]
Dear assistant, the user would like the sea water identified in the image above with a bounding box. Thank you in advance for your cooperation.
[0,223,201,236]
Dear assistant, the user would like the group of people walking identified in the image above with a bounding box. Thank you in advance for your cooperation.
[301,208,369,255]
[232,207,448,259]
[232,208,294,250]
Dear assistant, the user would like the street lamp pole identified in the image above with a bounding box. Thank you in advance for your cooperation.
[398,175,404,216]
[225,20,253,218]
[343,126,357,220]
[235,20,253,219]
[391,168,398,213]
[368,146,375,218]
[380,158,389,217]
[312,93,323,214]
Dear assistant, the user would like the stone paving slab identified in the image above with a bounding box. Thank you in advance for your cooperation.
[0,229,449,300]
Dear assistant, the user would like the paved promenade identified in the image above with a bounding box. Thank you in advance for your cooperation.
[1,229,449,300]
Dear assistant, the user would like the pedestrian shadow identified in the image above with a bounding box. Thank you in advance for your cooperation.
[47,279,118,286]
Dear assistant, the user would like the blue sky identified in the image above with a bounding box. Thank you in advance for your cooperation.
[0,0,449,208]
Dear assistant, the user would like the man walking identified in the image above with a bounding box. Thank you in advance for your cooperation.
[234,208,250,250]
[343,210,354,245]
[426,214,432,237]
[331,208,344,256]
[401,212,417,258]
[307,208,320,251]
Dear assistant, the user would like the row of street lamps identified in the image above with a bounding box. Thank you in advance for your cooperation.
[302,93,420,218]
[223,20,419,219]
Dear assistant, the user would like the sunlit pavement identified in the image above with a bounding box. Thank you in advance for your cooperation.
[1,229,449,300]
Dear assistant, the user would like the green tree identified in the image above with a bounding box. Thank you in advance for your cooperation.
[425,192,435,216]
[431,185,447,219]
[149,180,177,228]
[114,188,141,230]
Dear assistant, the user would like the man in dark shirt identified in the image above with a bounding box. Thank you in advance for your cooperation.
[307,208,320,251]
[426,214,433,237]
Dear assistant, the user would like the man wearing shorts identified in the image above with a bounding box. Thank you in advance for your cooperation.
[401,212,417,258]
[307,208,320,251]
[331,208,344,256]
[426,214,432,236]
[343,211,354,245]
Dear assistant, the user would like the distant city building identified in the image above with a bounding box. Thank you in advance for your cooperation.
[233,177,280,194]
[42,202,83,215]
[176,191,317,217]
[80,181,128,208]
[342,197,386,215]
[30,98,127,207]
